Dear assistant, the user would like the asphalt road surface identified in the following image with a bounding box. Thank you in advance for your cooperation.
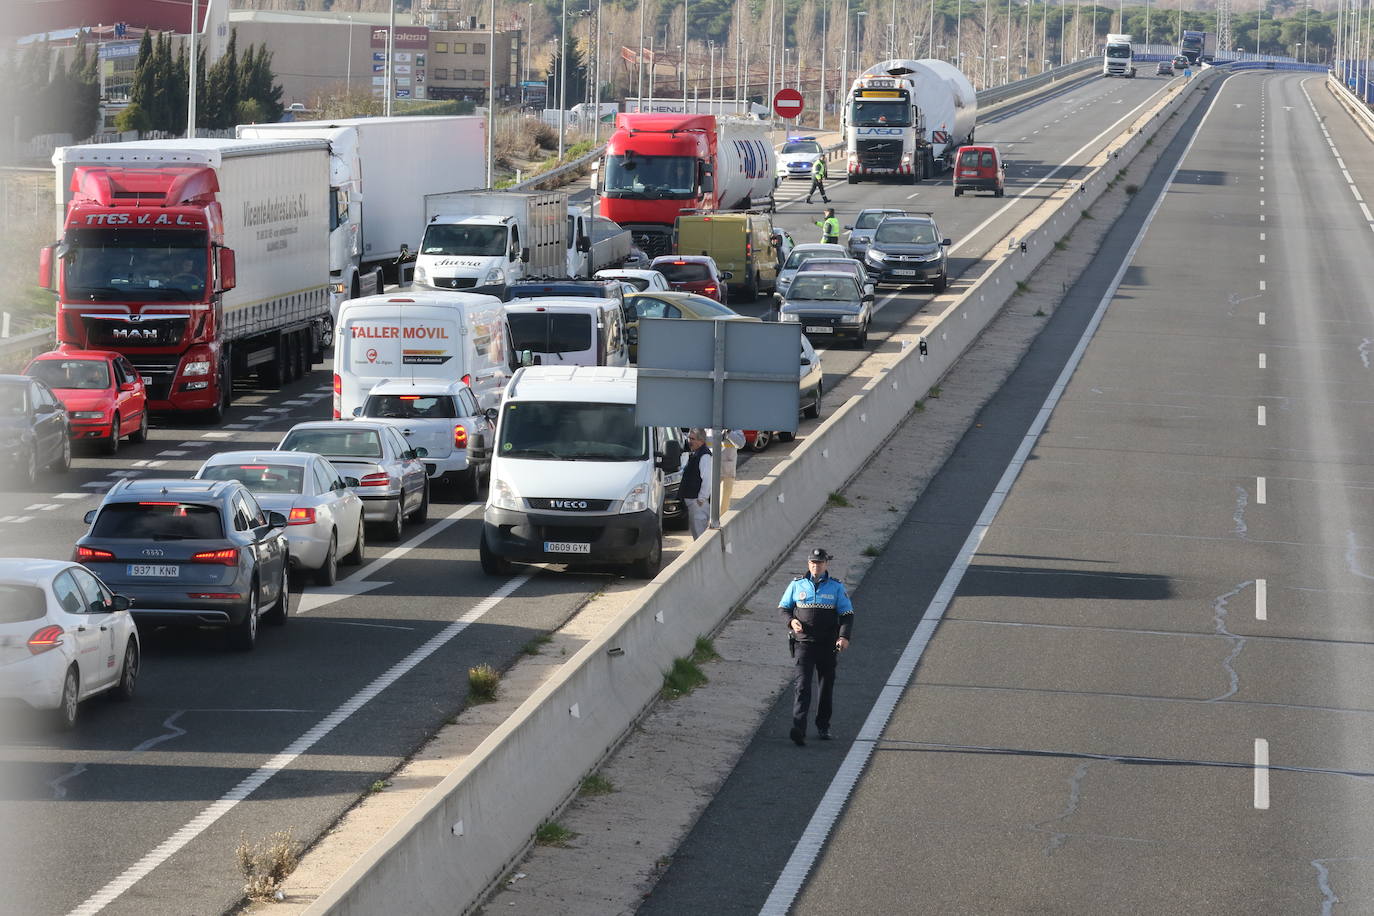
[640,71,1374,916]
[0,70,1175,916]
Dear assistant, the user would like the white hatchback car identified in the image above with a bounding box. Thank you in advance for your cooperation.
[0,558,139,729]
[595,268,673,292]
[194,451,367,586]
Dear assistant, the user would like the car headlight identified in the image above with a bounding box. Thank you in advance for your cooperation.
[620,483,649,514]
[778,310,800,323]
[72,411,104,419]
[866,250,886,264]
[839,314,862,324]
[183,359,210,376]
[489,476,522,511]
[414,266,428,284]
[483,267,506,286]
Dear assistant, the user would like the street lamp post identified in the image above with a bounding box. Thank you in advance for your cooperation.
[956,0,963,68]
[346,16,354,95]
[558,0,568,158]
[637,0,645,102]
[819,0,828,129]
[487,0,496,186]
[682,0,689,100]
[385,0,396,116]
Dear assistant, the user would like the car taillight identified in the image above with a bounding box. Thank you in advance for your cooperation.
[192,548,239,566]
[462,373,472,386]
[76,546,115,561]
[746,240,753,257]
[359,472,392,487]
[333,373,342,419]
[454,425,468,448]
[27,625,64,655]
[288,507,316,525]
[704,286,717,295]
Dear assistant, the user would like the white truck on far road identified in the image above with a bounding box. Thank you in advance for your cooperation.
[415,190,569,299]
[1103,34,1137,77]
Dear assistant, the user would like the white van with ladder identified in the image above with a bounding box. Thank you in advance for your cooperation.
[333,290,516,419]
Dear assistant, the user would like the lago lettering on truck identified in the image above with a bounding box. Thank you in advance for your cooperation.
[350,325,451,339]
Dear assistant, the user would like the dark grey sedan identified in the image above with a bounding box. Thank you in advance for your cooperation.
[777,272,875,348]
[0,374,70,488]
[76,478,290,651]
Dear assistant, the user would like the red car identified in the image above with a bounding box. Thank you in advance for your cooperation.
[24,349,149,454]
[650,255,733,304]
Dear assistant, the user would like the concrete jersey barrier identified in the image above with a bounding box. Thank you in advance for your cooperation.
[304,66,1217,916]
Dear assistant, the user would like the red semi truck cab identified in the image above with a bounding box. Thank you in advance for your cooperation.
[40,165,237,415]
[597,114,716,257]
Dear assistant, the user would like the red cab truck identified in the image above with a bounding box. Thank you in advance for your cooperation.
[594,114,776,258]
[41,138,333,422]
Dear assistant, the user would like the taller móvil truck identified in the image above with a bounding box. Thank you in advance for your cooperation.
[236,116,487,310]
[42,138,332,421]
[414,190,568,298]
[1103,34,1136,77]
[844,59,977,183]
[595,113,775,257]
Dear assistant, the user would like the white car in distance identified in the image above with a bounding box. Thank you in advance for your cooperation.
[594,268,673,292]
[354,379,495,500]
[0,558,139,729]
[195,451,367,586]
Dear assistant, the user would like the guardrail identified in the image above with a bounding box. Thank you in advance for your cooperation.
[0,327,57,371]
[1327,68,1374,131]
[975,57,1098,107]
[303,63,1215,916]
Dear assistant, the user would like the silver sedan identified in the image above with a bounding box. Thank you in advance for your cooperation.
[278,421,430,543]
[195,450,367,586]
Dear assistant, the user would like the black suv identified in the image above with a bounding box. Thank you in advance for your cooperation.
[76,478,290,650]
[862,214,952,292]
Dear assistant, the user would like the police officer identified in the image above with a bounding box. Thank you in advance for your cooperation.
[806,157,830,204]
[815,208,840,245]
[778,547,853,745]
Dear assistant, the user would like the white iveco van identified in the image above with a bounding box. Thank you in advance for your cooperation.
[333,290,516,418]
[479,366,683,578]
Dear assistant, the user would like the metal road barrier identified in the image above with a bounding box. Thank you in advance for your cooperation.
[0,327,57,371]
[1327,68,1374,132]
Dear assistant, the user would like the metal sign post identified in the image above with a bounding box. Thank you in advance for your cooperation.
[636,318,802,530]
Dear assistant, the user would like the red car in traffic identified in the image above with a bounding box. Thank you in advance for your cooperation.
[650,255,732,304]
[25,349,149,454]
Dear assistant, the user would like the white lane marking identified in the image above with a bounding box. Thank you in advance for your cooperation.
[156,450,188,458]
[1260,200,1265,207]
[1361,203,1374,222]
[1259,281,1266,292]
[54,493,86,500]
[294,502,483,614]
[1258,353,1267,369]
[264,407,293,414]
[1260,187,1265,193]
[905,191,921,199]
[281,400,310,406]
[108,471,142,478]
[1258,406,1267,427]
[758,76,1223,916]
[1254,739,1270,809]
[242,415,271,422]
[1259,254,1266,264]
[130,460,166,468]
[65,571,533,916]
[1261,214,1266,222]
[176,441,210,448]
[1259,311,1266,325]
[1256,578,1267,621]
[1257,476,1267,504]
[1260,233,1266,241]
[200,432,233,439]
[1342,170,1353,183]
[0,516,34,524]
[223,424,252,430]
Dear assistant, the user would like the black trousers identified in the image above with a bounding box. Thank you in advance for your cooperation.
[791,641,837,733]
[807,177,829,200]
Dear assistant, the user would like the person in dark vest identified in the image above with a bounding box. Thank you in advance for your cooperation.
[679,428,713,538]
[778,547,854,745]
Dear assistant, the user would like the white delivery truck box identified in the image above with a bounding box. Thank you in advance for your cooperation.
[415,190,568,297]
[480,366,683,579]
[333,290,514,418]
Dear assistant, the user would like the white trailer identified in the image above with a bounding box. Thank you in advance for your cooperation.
[236,116,487,309]
[1103,34,1137,77]
[844,58,976,183]
[416,190,568,298]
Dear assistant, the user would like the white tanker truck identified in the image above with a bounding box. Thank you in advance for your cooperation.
[843,59,977,184]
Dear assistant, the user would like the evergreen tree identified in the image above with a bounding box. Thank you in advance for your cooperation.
[167,43,187,135]
[151,31,176,131]
[204,28,240,129]
[546,38,588,109]
[239,43,284,123]
[128,30,157,131]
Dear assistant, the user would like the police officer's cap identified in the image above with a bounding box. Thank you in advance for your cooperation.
[808,547,832,562]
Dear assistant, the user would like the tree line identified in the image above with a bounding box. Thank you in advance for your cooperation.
[119,28,284,133]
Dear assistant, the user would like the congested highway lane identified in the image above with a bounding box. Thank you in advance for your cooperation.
[643,70,1374,915]
[0,70,1174,916]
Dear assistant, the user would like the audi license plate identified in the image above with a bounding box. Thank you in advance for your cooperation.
[128,564,178,577]
[893,269,918,277]
[804,325,833,334]
[544,541,591,554]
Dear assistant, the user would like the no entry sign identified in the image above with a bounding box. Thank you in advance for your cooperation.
[773,88,804,119]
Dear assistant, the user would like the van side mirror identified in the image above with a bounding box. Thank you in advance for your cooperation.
[577,236,592,253]
[720,271,733,281]
[351,406,363,417]
[484,407,499,422]
[658,439,682,469]
[518,349,539,367]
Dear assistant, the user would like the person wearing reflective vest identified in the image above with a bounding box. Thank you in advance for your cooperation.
[778,547,854,745]
[806,157,830,204]
[815,208,840,244]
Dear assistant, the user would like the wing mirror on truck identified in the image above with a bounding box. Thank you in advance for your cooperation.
[38,245,54,291]
[518,349,541,367]
[520,247,531,263]
[657,439,683,470]
[577,235,592,253]
[218,247,238,292]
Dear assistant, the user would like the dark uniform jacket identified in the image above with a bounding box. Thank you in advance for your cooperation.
[778,573,854,643]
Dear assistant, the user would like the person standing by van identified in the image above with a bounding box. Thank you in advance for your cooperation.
[806,158,831,204]
[679,428,713,538]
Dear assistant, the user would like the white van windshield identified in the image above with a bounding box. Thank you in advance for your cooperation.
[421,224,508,257]
[500,402,647,461]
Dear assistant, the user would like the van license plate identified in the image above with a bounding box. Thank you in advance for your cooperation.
[128,564,179,577]
[545,542,591,554]
[804,325,833,334]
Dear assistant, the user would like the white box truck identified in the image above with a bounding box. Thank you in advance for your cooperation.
[415,190,569,299]
[45,138,332,420]
[1103,34,1137,77]
[236,116,487,310]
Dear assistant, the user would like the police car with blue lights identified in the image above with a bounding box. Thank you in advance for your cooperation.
[776,137,825,181]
